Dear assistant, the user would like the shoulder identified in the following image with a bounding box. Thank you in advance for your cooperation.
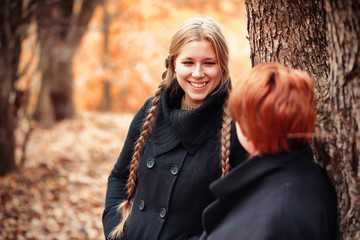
[283,156,336,203]
[269,154,336,206]
[248,168,336,239]
[128,97,155,133]
[141,97,155,114]
[267,162,337,236]
[266,147,335,200]
[135,97,155,120]
[234,151,336,224]
[269,178,337,238]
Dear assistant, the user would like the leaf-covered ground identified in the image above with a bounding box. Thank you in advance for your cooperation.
[0,111,134,240]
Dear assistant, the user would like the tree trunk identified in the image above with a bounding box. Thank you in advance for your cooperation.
[34,41,75,127]
[246,0,328,106]
[0,101,15,176]
[246,0,360,238]
[98,0,113,112]
[33,0,100,127]
[0,0,23,176]
[314,0,360,239]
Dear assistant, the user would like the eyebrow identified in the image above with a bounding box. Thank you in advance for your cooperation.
[180,57,217,61]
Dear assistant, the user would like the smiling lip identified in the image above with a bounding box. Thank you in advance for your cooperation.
[189,81,207,88]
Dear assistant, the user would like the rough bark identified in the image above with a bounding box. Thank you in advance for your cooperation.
[246,0,360,238]
[0,0,23,176]
[314,0,360,239]
[246,0,328,106]
[33,0,100,128]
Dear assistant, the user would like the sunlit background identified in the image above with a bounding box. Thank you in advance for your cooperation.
[3,1,251,239]
[18,0,250,114]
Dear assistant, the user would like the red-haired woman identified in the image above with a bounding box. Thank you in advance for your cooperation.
[200,62,337,240]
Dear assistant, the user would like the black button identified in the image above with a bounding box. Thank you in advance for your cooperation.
[159,208,167,218]
[139,200,145,211]
[171,165,179,175]
[147,158,155,169]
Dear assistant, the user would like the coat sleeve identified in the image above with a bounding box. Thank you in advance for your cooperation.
[102,98,153,239]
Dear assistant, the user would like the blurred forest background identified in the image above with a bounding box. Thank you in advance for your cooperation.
[20,0,250,115]
[1,0,250,239]
[3,0,359,239]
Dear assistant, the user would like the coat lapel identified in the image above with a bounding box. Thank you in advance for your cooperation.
[209,155,283,200]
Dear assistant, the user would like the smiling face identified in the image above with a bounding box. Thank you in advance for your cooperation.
[174,39,222,107]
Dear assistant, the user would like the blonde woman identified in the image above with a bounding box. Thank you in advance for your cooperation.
[102,16,247,240]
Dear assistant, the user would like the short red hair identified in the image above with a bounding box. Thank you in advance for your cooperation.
[229,62,316,154]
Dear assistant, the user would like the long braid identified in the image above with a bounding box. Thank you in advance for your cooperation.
[220,88,232,177]
[109,80,165,239]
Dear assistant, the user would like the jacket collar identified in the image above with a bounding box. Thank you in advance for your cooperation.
[152,85,226,156]
[209,146,313,199]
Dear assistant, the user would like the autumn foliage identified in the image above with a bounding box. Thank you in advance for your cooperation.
[18,0,250,114]
[2,1,249,239]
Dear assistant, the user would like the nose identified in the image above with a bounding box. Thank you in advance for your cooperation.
[192,64,204,78]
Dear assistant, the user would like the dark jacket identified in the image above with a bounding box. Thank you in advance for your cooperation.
[200,146,337,240]
[103,86,247,240]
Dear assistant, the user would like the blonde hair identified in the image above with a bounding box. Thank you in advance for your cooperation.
[110,16,233,239]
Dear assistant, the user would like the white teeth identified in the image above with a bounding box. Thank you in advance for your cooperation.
[190,82,206,88]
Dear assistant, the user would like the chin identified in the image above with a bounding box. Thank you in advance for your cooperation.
[188,95,206,104]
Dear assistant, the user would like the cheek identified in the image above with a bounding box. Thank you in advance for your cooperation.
[206,67,222,81]
[176,66,192,79]
[236,129,247,148]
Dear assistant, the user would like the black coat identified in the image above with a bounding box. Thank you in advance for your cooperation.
[200,146,337,240]
[103,87,247,240]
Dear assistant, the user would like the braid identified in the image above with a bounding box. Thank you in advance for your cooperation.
[109,80,165,239]
[220,89,232,177]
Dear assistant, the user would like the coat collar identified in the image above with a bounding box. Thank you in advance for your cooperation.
[209,146,314,200]
[152,85,226,156]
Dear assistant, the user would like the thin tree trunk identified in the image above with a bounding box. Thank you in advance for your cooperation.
[99,0,113,112]
[0,0,23,176]
[34,43,75,127]
[33,0,100,127]
[0,103,15,176]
